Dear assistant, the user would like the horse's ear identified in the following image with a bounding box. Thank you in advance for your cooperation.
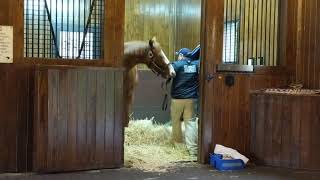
[152,37,157,42]
[149,37,157,48]
[149,39,154,48]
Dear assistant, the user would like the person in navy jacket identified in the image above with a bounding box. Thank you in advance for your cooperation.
[170,47,200,157]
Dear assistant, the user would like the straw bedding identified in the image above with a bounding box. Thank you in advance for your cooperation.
[124,117,194,172]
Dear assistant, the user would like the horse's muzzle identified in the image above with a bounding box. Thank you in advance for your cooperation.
[168,64,176,78]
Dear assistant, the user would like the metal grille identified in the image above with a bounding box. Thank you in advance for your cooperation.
[24,0,104,60]
[223,0,279,66]
[223,21,239,63]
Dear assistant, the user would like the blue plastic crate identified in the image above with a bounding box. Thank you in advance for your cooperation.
[209,153,245,171]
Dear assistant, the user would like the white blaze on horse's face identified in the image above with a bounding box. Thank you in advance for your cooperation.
[160,50,176,78]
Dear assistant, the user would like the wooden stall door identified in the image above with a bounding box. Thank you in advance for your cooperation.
[199,0,288,164]
[199,0,224,163]
[33,67,124,172]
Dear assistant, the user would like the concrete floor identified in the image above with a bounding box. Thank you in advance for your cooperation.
[1,163,320,180]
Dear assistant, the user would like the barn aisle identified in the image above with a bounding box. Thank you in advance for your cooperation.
[0,164,319,180]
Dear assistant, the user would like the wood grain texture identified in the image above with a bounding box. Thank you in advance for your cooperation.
[251,93,320,170]
[281,0,320,88]
[105,0,125,67]
[125,0,176,61]
[125,0,201,62]
[211,73,288,157]
[175,0,201,52]
[199,0,224,163]
[0,0,10,25]
[33,66,124,172]
[0,64,34,173]
[0,0,24,63]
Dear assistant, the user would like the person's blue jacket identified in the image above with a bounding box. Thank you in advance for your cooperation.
[171,57,200,99]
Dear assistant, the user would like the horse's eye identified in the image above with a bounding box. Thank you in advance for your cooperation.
[148,51,154,59]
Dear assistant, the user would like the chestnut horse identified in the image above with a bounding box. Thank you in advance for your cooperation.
[123,37,176,126]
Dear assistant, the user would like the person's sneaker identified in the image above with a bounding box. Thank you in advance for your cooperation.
[189,154,197,162]
[188,151,197,162]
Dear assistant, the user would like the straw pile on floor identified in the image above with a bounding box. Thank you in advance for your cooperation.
[124,117,194,172]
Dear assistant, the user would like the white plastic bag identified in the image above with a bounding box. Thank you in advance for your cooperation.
[214,144,249,164]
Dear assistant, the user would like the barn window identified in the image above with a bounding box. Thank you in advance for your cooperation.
[59,31,94,59]
[223,21,239,64]
[223,0,280,66]
[24,0,104,60]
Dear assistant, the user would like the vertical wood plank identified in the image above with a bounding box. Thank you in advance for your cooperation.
[48,70,59,169]
[311,97,320,169]
[299,96,311,169]
[286,0,320,89]
[76,71,88,167]
[58,70,69,168]
[280,95,292,167]
[67,70,78,168]
[199,0,224,163]
[105,0,125,67]
[290,97,301,168]
[105,70,115,165]
[271,95,282,166]
[309,0,316,88]
[263,95,273,165]
[95,71,107,166]
[255,94,265,163]
[12,0,24,62]
[86,71,97,165]
[113,70,124,166]
[34,68,49,171]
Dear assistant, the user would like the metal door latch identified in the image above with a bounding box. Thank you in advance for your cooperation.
[206,74,214,82]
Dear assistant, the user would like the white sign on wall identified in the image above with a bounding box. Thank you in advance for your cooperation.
[0,26,13,63]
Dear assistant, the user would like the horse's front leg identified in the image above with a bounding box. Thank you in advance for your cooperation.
[124,66,138,127]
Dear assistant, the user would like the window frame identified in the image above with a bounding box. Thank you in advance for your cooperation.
[15,0,124,67]
[223,20,240,64]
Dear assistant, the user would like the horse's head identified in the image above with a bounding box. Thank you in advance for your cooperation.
[146,37,176,79]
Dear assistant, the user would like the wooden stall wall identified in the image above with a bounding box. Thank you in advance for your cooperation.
[175,0,201,51]
[0,0,30,173]
[0,65,34,173]
[251,93,320,170]
[0,0,24,61]
[0,0,11,25]
[125,0,201,61]
[125,0,177,61]
[33,66,124,172]
[212,72,288,156]
[282,0,320,89]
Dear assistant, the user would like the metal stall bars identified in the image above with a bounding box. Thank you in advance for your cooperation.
[223,0,279,66]
[24,0,104,60]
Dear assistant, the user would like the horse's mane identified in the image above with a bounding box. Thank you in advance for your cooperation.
[124,41,149,58]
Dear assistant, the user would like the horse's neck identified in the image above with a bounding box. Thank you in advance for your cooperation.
[123,41,149,70]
